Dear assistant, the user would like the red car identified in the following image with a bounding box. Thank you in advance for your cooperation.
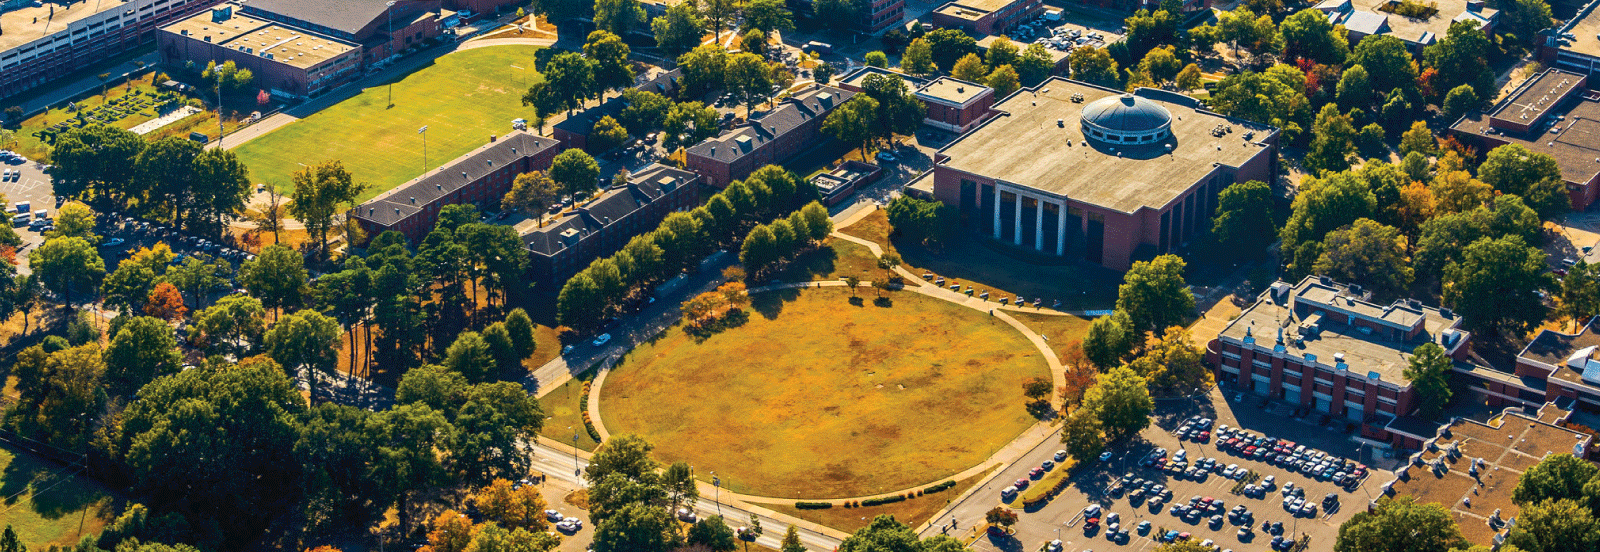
[1198,431,1211,442]
[1029,467,1045,479]
[1015,478,1030,489]
[1244,446,1257,455]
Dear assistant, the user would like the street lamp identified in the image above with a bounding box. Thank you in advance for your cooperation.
[711,471,722,517]
[418,125,429,172]
[387,0,397,108]
[569,426,581,484]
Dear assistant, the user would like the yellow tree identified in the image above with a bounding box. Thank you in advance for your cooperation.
[475,479,550,531]
[424,510,476,552]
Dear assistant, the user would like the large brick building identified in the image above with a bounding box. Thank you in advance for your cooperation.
[686,84,855,188]
[1449,68,1600,210]
[837,68,998,134]
[927,0,1042,35]
[1,0,223,101]
[1205,277,1475,450]
[352,131,562,243]
[522,163,701,286]
[930,78,1277,270]
[1544,0,1600,76]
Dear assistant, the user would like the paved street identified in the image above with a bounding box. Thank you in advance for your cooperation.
[923,386,1381,552]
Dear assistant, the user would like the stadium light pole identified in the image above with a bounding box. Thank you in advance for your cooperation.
[387,0,397,108]
[418,125,428,172]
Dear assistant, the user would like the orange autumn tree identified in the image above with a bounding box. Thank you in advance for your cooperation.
[473,478,549,531]
[144,282,187,322]
[422,510,475,552]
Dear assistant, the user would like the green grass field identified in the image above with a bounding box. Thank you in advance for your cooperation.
[0,442,122,549]
[600,287,1049,499]
[233,45,545,202]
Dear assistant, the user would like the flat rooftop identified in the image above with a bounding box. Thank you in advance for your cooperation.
[163,10,357,68]
[839,66,926,91]
[1385,405,1589,545]
[938,77,1274,214]
[918,77,990,105]
[237,0,392,36]
[1451,94,1600,188]
[1556,0,1600,58]
[1349,0,1496,47]
[1217,277,1462,385]
[1488,68,1585,123]
[1,0,130,52]
[933,0,1016,20]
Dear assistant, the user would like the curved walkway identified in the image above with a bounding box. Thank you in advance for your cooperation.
[582,235,1071,506]
[457,35,558,51]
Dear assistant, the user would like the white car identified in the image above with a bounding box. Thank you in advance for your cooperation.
[1222,464,1238,478]
[1282,482,1296,496]
[1083,504,1102,518]
[677,508,697,522]
[1054,449,1068,461]
[1262,475,1276,488]
[545,509,563,522]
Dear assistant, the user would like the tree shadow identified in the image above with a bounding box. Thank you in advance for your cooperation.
[683,309,750,343]
[772,246,840,282]
[0,446,112,520]
[749,288,802,320]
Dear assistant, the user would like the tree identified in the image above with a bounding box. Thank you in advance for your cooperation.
[503,308,538,360]
[590,115,630,153]
[239,243,306,319]
[396,363,471,416]
[985,36,1020,68]
[1211,180,1274,260]
[1128,327,1211,396]
[651,1,706,56]
[699,0,738,37]
[425,510,476,552]
[823,95,879,161]
[678,45,729,98]
[165,253,233,311]
[5,344,105,449]
[1311,219,1414,299]
[550,149,601,197]
[1403,342,1453,419]
[504,171,562,221]
[812,60,836,86]
[1060,406,1106,462]
[1208,68,1312,140]
[1424,21,1494,101]
[1336,65,1374,112]
[1115,254,1193,332]
[1137,46,1182,83]
[141,282,187,322]
[1507,498,1600,552]
[1495,0,1554,44]
[46,201,96,242]
[29,237,104,307]
[444,331,497,383]
[781,525,806,552]
[587,433,661,485]
[594,0,646,36]
[190,148,252,237]
[265,309,342,402]
[1011,43,1054,86]
[1480,144,1563,197]
[884,196,954,245]
[984,507,1018,529]
[51,124,144,203]
[586,30,635,96]
[951,53,988,83]
[900,38,935,76]
[109,359,305,540]
[725,52,773,117]
[838,515,926,552]
[812,0,862,32]
[191,294,267,359]
[742,0,793,34]
[986,65,1020,98]
[1079,366,1154,442]
[739,28,768,57]
[1083,311,1134,369]
[1515,454,1599,506]
[288,160,366,262]
[104,316,181,396]
[1281,171,1377,278]
[859,73,925,146]
[663,101,720,151]
[1399,121,1436,158]
[1173,63,1202,91]
[739,224,780,276]
[556,272,604,333]
[451,383,546,485]
[662,461,699,514]
[1334,496,1468,552]
[1280,7,1349,64]
[1443,235,1550,334]
[1069,46,1119,86]
[593,501,674,552]
[1305,104,1357,174]
[619,89,672,136]
[687,516,738,552]
[1442,84,1480,122]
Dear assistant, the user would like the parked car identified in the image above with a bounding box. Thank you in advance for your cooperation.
[592,333,612,346]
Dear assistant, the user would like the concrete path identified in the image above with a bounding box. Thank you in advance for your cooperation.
[457,36,558,51]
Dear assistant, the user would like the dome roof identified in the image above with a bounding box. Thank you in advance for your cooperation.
[1082,93,1173,132]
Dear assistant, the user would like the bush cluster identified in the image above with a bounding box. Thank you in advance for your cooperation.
[794,502,833,510]
[923,481,956,494]
[860,494,907,507]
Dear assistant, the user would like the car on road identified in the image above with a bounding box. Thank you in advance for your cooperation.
[1055,449,1068,461]
[592,333,612,346]
[1014,478,1030,489]
[1029,467,1044,478]
[1099,451,1113,462]
[561,344,575,355]
[1000,486,1017,500]
[875,151,897,164]
[101,238,125,247]
[545,510,563,522]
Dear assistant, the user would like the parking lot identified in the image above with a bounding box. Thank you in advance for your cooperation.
[1,151,60,274]
[935,387,1381,552]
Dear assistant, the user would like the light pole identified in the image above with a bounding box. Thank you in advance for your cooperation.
[711,471,722,517]
[215,65,225,148]
[418,125,428,172]
[570,426,581,483]
[387,0,397,108]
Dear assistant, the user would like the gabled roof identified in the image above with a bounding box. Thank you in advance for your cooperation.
[522,164,699,256]
[686,85,855,162]
[356,131,560,226]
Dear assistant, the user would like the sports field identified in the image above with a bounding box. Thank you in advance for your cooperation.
[600,287,1051,499]
[233,45,545,202]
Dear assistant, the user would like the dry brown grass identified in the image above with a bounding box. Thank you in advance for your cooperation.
[601,288,1048,499]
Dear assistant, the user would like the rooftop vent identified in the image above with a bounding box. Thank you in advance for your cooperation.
[409,197,415,203]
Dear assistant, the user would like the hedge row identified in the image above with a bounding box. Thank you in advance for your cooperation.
[924,481,956,494]
[794,502,833,510]
[580,381,603,443]
[861,495,907,507]
[1016,458,1077,508]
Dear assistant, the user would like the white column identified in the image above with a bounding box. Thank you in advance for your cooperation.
[1034,199,1045,251]
[993,184,1002,239]
[1013,193,1023,246]
[1056,202,1067,256]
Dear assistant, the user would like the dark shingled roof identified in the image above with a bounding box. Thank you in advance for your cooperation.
[522,163,699,256]
[240,0,393,36]
[552,69,684,136]
[687,85,855,162]
[356,131,560,226]
[1521,319,1600,368]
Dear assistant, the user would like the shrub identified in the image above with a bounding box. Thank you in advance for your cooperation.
[795,502,833,509]
[924,481,957,494]
[1015,458,1076,508]
[860,495,906,507]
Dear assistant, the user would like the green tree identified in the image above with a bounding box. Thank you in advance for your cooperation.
[1352,35,1420,101]
[823,95,879,161]
[1128,326,1211,395]
[725,52,774,117]
[1305,104,1357,174]
[556,272,604,333]
[742,0,793,34]
[699,0,738,37]
[5,344,105,449]
[678,44,730,97]
[1507,498,1600,552]
[1337,64,1374,112]
[586,30,636,95]
[687,516,739,551]
[900,38,936,76]
[1334,496,1467,552]
[619,89,672,135]
[504,170,563,220]
[925,29,977,71]
[29,237,104,307]
[1137,45,1182,83]
[1211,180,1275,260]
[165,253,233,311]
[1280,7,1348,64]
[450,381,545,485]
[592,501,675,552]
[1443,235,1550,334]
[651,1,706,56]
[1404,342,1453,419]
[551,149,601,197]
[1281,171,1377,278]
[986,36,1019,68]
[1494,0,1554,44]
[264,309,342,402]
[444,330,497,383]
[190,294,267,358]
[526,52,596,117]
[739,224,780,276]
[1424,21,1494,101]
[1083,311,1134,369]
[812,0,862,32]
[591,115,631,152]
[1443,84,1480,122]
[1014,43,1055,86]
[1069,45,1120,86]
[396,363,471,415]
[504,308,538,359]
[986,65,1021,98]
[1208,68,1312,139]
[1115,254,1193,332]
[240,243,307,319]
[1175,63,1202,91]
[781,525,806,552]
[287,160,366,262]
[663,101,720,150]
[46,201,97,242]
[50,124,144,203]
[951,53,988,83]
[1515,454,1599,506]
[104,316,181,396]
[1060,405,1106,462]
[1311,219,1414,299]
[594,0,646,36]
[858,73,926,146]
[1400,120,1436,157]
[1080,366,1154,442]
[838,515,922,552]
[1479,143,1563,197]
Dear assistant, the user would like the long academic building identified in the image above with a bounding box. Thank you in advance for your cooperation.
[929,77,1278,271]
